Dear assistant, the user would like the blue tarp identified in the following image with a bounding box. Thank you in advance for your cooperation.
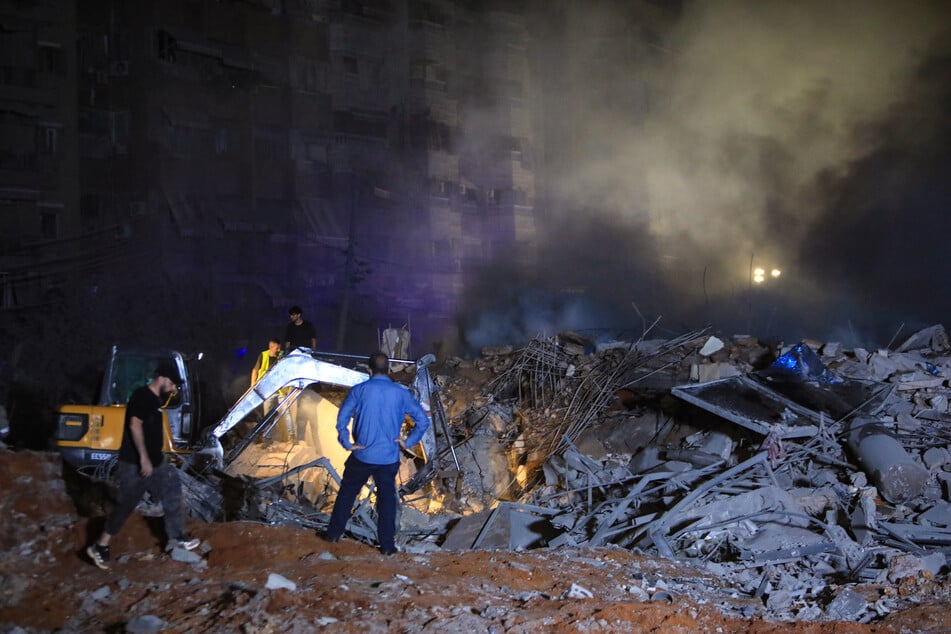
[770,342,842,384]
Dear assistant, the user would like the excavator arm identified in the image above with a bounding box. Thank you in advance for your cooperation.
[209,349,368,440]
[198,349,445,485]
[197,350,368,467]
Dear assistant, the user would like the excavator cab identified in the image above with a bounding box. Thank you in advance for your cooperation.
[56,346,199,472]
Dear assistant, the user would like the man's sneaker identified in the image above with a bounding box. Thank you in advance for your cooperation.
[86,543,110,570]
[166,537,200,552]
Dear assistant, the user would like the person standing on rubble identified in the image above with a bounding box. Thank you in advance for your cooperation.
[324,352,431,555]
[251,337,294,442]
[85,363,200,569]
[284,305,316,352]
[251,337,284,386]
[282,305,315,440]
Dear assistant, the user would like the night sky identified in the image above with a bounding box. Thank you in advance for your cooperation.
[462,0,951,349]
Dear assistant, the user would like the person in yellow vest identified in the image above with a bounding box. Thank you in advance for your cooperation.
[251,338,283,385]
[251,338,294,442]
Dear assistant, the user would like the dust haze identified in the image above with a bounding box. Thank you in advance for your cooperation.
[462,0,951,349]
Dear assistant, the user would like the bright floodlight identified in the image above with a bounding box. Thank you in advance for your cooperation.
[771,269,781,278]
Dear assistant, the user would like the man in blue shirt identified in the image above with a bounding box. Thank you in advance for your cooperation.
[325,352,431,554]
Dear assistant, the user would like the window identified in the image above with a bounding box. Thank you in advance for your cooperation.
[111,111,129,154]
[409,1,447,26]
[41,127,58,154]
[333,110,387,139]
[297,59,321,92]
[156,30,176,62]
[306,143,327,162]
[38,44,65,76]
[40,211,57,239]
[80,194,101,222]
[254,129,288,160]
[215,129,230,155]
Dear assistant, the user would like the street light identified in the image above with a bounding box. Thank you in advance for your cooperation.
[748,261,784,334]
[752,266,781,285]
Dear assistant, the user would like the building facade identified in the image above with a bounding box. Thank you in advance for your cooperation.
[0,0,539,353]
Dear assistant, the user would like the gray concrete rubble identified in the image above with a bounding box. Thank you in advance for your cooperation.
[435,323,951,623]
[173,322,951,623]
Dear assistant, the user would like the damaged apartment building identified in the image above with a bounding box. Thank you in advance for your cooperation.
[0,0,549,348]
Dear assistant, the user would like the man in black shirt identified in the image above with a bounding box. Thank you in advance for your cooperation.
[284,305,317,352]
[86,362,200,569]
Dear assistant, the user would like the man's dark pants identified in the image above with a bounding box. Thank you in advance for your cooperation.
[327,454,400,552]
[104,461,185,540]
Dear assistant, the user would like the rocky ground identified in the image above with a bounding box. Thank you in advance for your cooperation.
[2,448,951,633]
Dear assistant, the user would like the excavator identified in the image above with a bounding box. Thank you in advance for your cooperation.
[56,346,455,539]
[56,345,201,472]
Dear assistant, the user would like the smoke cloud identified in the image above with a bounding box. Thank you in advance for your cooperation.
[462,0,951,348]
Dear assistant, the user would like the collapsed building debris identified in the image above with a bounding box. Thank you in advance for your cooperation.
[435,324,951,621]
[66,323,951,622]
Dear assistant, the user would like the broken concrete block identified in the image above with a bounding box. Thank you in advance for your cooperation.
[562,343,586,357]
[125,615,168,633]
[565,583,594,599]
[895,412,922,432]
[894,374,945,390]
[825,524,868,572]
[921,552,947,576]
[929,394,948,413]
[699,336,724,357]
[443,503,560,550]
[169,548,203,564]
[835,359,873,380]
[741,525,835,563]
[266,573,297,591]
[628,447,663,474]
[887,553,928,582]
[825,588,867,621]
[543,456,564,486]
[765,589,793,612]
[694,362,741,382]
[869,354,900,381]
[917,501,951,527]
[923,447,951,470]
[822,342,841,357]
[696,430,734,460]
[897,324,950,354]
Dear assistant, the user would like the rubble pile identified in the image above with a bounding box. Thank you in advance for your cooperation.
[432,324,951,622]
